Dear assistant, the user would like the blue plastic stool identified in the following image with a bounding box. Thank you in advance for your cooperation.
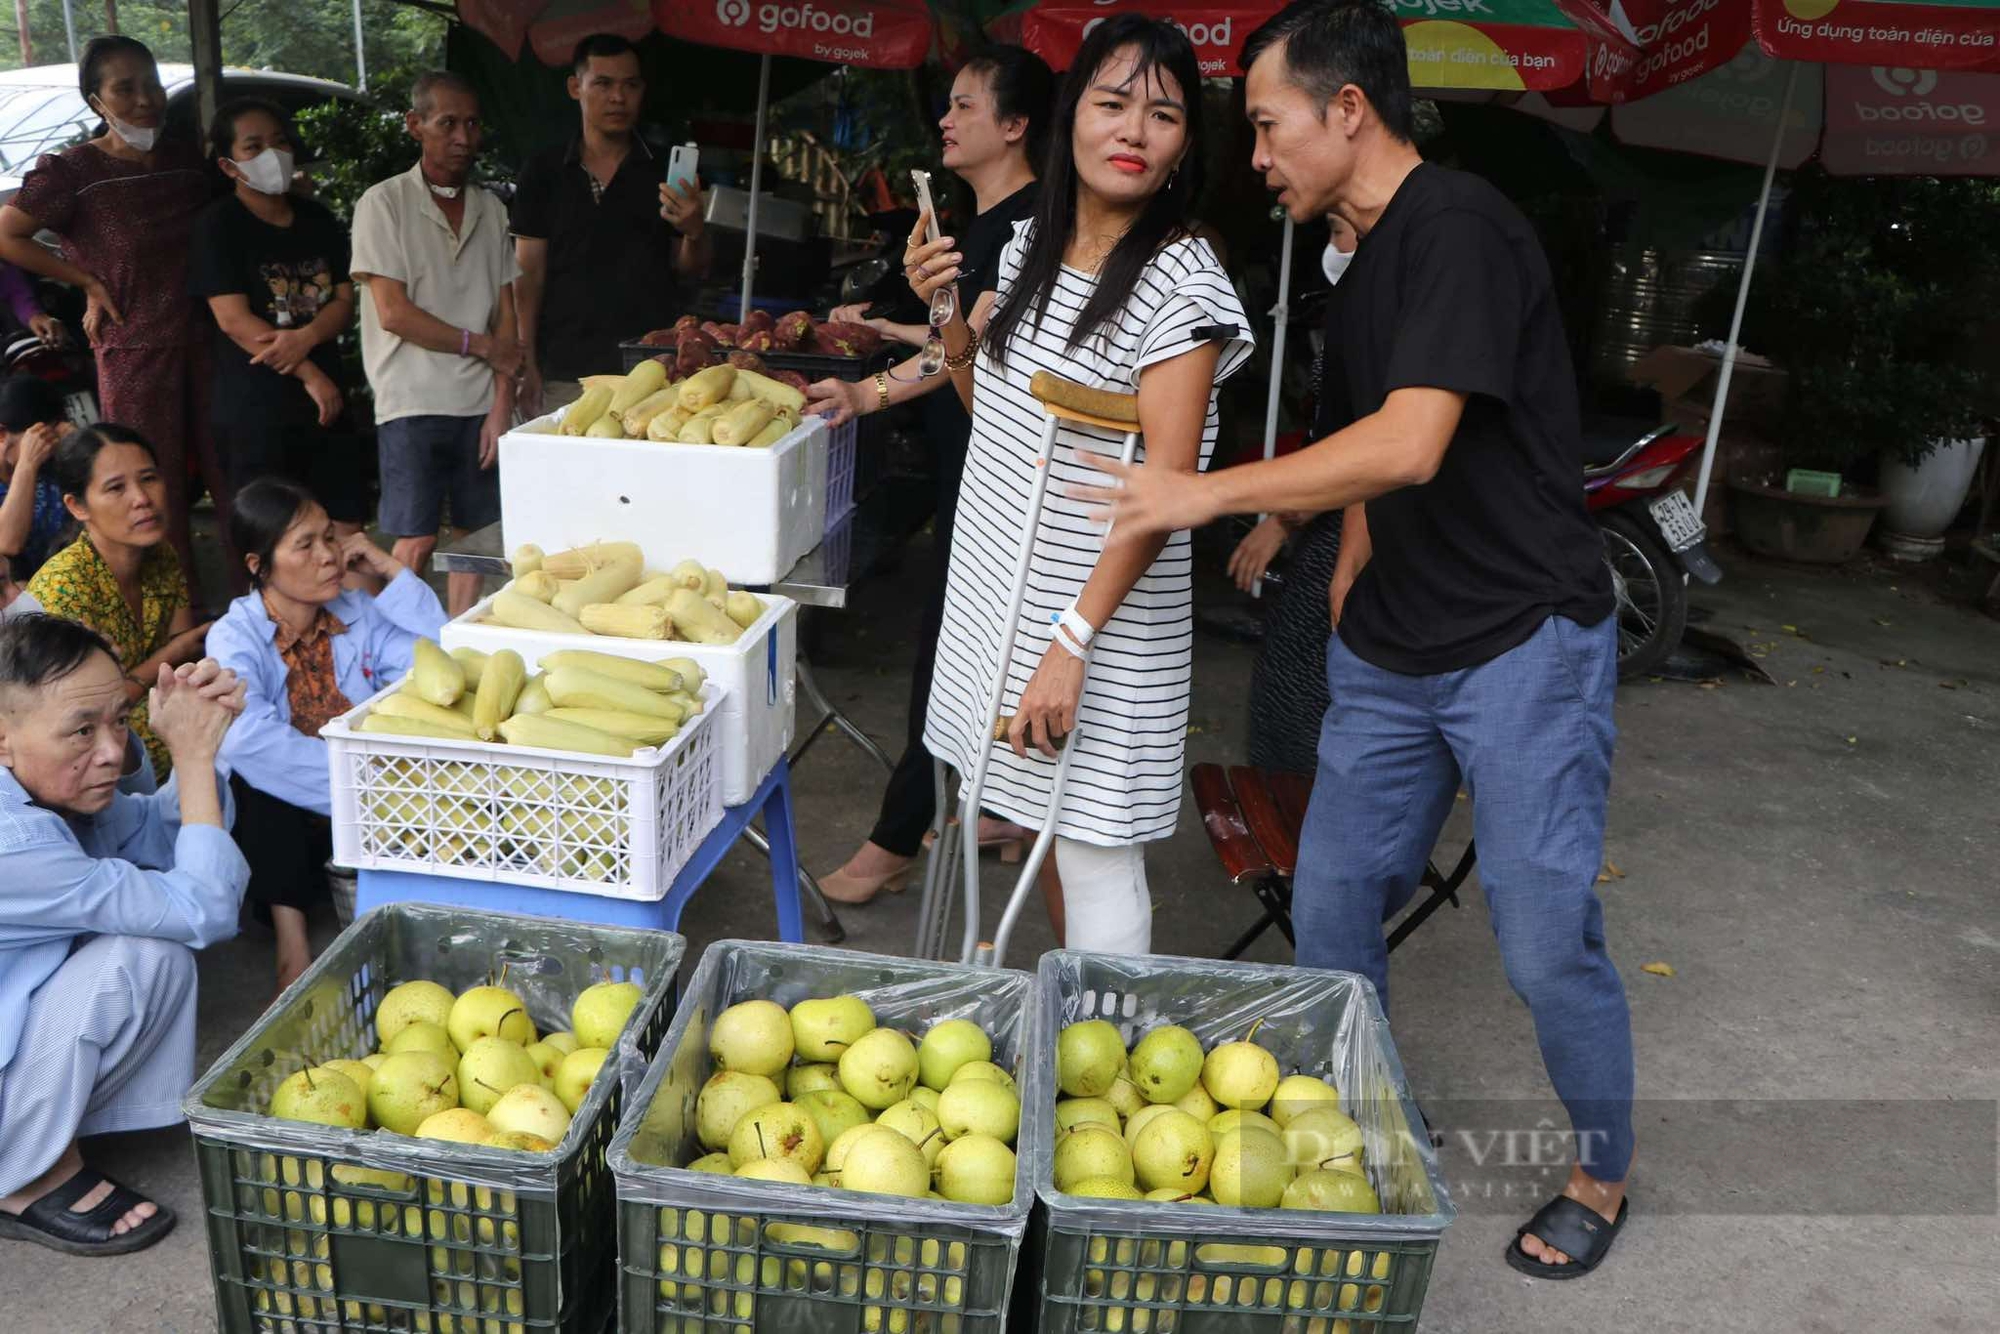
[356,759,805,941]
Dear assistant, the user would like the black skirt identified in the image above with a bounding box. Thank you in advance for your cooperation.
[230,776,333,917]
[1247,511,1343,775]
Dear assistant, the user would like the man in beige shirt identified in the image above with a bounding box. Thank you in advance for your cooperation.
[350,71,520,615]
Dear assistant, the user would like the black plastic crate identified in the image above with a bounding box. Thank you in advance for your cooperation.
[186,904,684,1334]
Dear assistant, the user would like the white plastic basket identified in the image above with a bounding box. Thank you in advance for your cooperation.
[324,680,723,902]
[825,414,857,532]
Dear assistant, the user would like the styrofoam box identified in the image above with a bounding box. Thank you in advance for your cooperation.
[441,592,795,805]
[323,680,723,902]
[498,409,828,585]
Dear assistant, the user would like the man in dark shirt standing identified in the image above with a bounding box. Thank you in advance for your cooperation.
[511,33,712,416]
[1082,1,1633,1281]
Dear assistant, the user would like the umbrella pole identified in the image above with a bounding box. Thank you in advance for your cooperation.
[740,52,773,316]
[1693,62,1799,516]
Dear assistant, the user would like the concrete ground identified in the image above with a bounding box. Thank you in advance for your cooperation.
[3,527,1995,1333]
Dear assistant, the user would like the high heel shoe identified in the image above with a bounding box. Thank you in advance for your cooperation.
[816,859,915,906]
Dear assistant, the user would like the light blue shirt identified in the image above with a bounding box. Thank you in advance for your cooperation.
[208,569,447,816]
[0,763,247,1071]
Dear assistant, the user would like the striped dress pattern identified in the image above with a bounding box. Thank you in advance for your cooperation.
[924,223,1253,846]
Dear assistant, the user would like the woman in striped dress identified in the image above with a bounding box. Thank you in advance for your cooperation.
[904,15,1251,954]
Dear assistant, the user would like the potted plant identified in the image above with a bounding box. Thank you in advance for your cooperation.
[1724,171,1999,563]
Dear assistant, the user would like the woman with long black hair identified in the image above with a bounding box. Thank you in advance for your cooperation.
[903,15,1252,954]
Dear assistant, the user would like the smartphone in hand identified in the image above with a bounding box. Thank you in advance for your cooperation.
[667,142,699,192]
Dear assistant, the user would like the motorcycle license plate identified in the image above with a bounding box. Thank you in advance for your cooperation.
[1649,490,1706,552]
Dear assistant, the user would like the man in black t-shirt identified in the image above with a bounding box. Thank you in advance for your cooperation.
[510,33,711,416]
[1081,2,1632,1280]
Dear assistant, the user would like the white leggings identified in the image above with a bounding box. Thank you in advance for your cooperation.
[1054,838,1152,955]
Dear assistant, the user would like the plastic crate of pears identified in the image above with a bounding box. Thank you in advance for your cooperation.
[184,904,683,1334]
[608,940,1042,1334]
[1028,951,1457,1334]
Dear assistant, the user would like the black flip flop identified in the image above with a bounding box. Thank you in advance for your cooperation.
[0,1166,176,1256]
[1504,1194,1628,1280]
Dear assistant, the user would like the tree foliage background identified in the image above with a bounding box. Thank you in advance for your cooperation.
[0,0,446,104]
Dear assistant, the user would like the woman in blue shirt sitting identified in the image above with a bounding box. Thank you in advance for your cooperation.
[0,376,68,580]
[207,478,444,990]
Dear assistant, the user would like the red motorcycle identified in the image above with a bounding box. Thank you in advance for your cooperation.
[1582,418,1722,678]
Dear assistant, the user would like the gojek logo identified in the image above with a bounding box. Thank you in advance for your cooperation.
[1871,67,1937,98]
[1857,66,1984,126]
[716,0,877,39]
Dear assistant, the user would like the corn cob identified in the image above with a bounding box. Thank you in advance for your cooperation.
[664,588,743,645]
[544,665,685,720]
[510,570,560,603]
[472,649,527,740]
[450,692,479,722]
[578,374,624,392]
[545,707,680,746]
[498,714,638,757]
[744,417,789,448]
[579,602,670,639]
[542,541,643,580]
[608,359,668,415]
[665,560,707,591]
[359,713,471,741]
[614,576,679,608]
[513,674,554,716]
[621,387,682,435]
[702,567,728,598]
[675,410,721,444]
[584,413,626,438]
[510,544,544,578]
[646,406,691,442]
[665,690,704,716]
[724,591,764,629]
[676,364,735,410]
[559,386,614,436]
[661,658,707,691]
[449,647,488,688]
[539,650,684,693]
[732,368,808,412]
[373,692,478,735]
[712,398,776,446]
[551,558,642,618]
[407,640,465,706]
[491,590,587,635]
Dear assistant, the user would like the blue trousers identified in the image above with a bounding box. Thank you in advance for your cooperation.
[1294,615,1635,1183]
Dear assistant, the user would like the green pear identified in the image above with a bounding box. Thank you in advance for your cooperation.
[837,1028,918,1110]
[1202,1041,1280,1110]
[1173,1082,1219,1122]
[375,980,454,1047]
[735,1158,811,1186]
[271,1067,366,1128]
[554,1047,609,1114]
[1053,1126,1133,1192]
[523,1040,567,1087]
[787,1063,843,1099]
[571,980,643,1050]
[486,1084,571,1144]
[457,1037,542,1116]
[710,999,795,1076]
[1123,1103,1179,1149]
[874,1100,946,1168]
[1209,1108,1281,1139]
[695,1071,781,1150]
[795,1088,872,1148]
[934,1135,1016,1205]
[824,1124,897,1175]
[947,1060,1016,1093]
[1056,1098,1121,1135]
[936,1079,1019,1145]
[1267,1074,1341,1128]
[839,1126,928,1197]
[416,1108,493,1143]
[368,1052,459,1136]
[384,1021,454,1057]
[790,995,876,1062]
[541,1031,581,1057]
[909,1086,941,1115]
[917,1018,992,1090]
[1104,1067,1148,1119]
[317,1059,377,1105]
[485,1130,556,1153]
[360,1053,388,1073]
[688,1152,734,1174]
[1209,1127,1292,1208]
[1131,1110,1214,1195]
[1281,1168,1380,1213]
[1127,1025,1205,1104]
[448,986,537,1054]
[1282,1106,1365,1172]
[1056,1020,1126,1098]
[1067,1177,1143,1200]
[729,1102,825,1173]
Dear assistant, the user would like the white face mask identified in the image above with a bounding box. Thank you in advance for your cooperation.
[1322,242,1354,286]
[234,147,295,196]
[93,99,158,153]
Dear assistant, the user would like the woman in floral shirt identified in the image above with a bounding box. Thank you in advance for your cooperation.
[27,425,210,776]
